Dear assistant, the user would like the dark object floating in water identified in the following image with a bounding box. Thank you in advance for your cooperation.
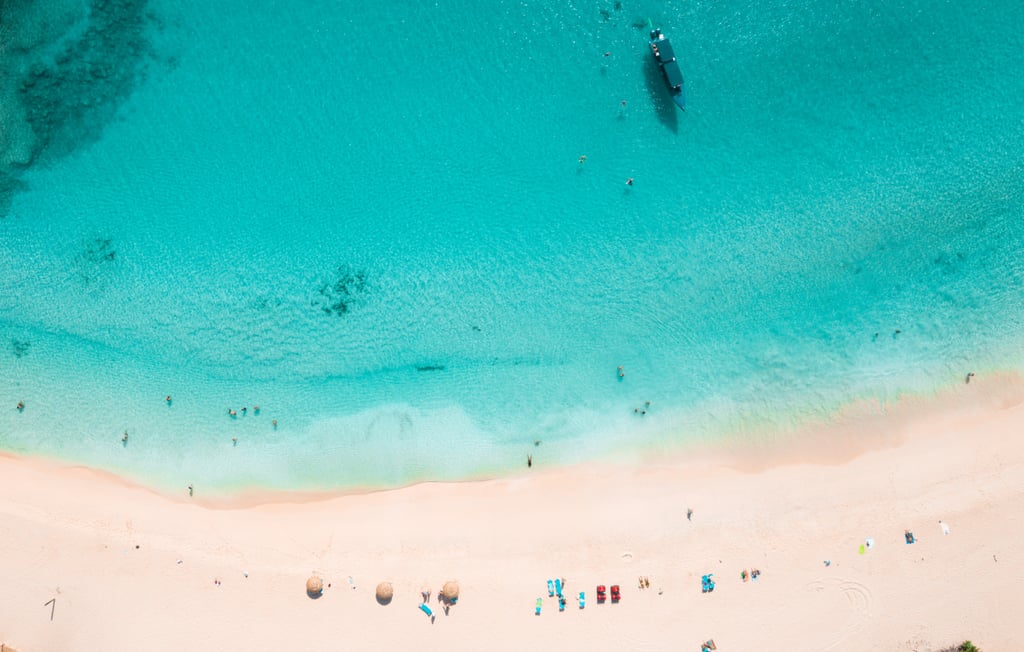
[416,365,446,372]
[649,27,686,111]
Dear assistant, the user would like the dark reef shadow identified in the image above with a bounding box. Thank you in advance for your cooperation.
[642,60,679,134]
[1,0,159,213]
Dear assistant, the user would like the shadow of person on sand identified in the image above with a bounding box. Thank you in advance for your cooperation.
[642,59,679,134]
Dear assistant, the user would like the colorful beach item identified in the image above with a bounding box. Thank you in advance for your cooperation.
[701,575,715,593]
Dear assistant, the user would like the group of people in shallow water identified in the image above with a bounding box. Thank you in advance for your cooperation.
[39,394,283,498]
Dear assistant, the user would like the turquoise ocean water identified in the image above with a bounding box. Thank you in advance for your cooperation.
[1,0,1023,493]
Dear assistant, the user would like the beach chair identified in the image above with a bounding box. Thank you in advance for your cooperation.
[596,585,607,603]
[905,530,916,544]
[555,578,563,597]
[610,585,621,603]
[701,574,715,593]
[535,597,542,616]
[558,596,566,611]
[578,591,585,609]
[419,603,433,617]
[701,639,717,651]
[547,579,555,596]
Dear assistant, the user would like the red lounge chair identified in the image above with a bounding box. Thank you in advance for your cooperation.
[610,585,621,603]
[596,585,607,603]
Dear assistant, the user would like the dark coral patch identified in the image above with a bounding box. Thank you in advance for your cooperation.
[314,264,368,317]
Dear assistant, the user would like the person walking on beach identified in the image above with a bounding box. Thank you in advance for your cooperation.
[188,484,194,497]
[687,507,693,521]
[527,454,532,468]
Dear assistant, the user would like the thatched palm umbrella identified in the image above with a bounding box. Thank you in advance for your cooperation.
[375,582,394,605]
[306,576,323,598]
[441,580,459,604]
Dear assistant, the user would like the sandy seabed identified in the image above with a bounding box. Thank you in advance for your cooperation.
[2,375,1022,652]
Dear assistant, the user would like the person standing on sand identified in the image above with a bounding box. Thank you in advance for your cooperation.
[188,484,194,497]
[687,507,693,521]
[527,454,532,468]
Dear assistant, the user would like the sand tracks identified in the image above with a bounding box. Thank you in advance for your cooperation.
[805,578,875,651]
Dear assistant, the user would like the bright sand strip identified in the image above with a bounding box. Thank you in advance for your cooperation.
[2,376,1023,651]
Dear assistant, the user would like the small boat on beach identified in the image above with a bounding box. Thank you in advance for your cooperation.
[649,27,685,111]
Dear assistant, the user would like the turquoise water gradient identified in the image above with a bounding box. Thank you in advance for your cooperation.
[2,0,1023,492]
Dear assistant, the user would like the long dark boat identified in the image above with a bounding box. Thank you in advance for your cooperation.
[649,27,685,111]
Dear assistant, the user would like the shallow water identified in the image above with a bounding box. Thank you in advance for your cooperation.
[2,0,1023,492]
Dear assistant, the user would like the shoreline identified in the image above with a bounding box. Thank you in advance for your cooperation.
[1,370,1011,508]
[3,374,1023,650]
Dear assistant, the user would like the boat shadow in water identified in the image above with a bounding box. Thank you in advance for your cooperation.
[642,59,678,133]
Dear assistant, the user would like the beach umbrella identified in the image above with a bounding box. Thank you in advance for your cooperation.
[441,581,459,603]
[376,582,394,605]
[306,576,323,598]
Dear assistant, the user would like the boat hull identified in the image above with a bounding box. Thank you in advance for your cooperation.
[649,28,686,111]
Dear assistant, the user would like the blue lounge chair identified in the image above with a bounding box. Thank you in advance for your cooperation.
[419,603,433,617]
[535,597,542,615]
[578,591,585,609]
[555,578,563,597]
[558,596,566,611]
[701,574,715,593]
[547,579,554,596]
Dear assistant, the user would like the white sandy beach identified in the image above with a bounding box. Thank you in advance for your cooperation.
[2,375,1022,651]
